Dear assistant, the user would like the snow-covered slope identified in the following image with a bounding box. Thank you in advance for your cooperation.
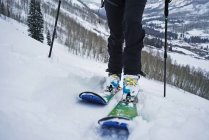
[1,18,209,140]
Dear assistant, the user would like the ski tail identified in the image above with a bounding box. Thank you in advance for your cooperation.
[98,116,130,131]
[98,100,138,132]
[79,92,107,105]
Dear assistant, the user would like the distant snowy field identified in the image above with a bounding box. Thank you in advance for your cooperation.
[186,29,209,38]
[144,45,209,72]
[1,17,209,140]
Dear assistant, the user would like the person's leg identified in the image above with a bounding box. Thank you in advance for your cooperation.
[123,0,146,75]
[105,0,125,75]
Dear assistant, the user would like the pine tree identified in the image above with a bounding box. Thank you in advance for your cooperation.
[27,0,44,43]
[47,30,51,46]
[6,3,10,17]
[0,2,5,15]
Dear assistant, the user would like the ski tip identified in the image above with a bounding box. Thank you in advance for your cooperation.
[98,117,130,131]
[79,92,107,105]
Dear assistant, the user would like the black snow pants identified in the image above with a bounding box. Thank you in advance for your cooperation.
[105,0,146,75]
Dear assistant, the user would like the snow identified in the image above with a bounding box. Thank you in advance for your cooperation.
[57,2,108,37]
[71,0,85,7]
[87,3,99,10]
[186,29,209,38]
[81,0,100,4]
[1,17,209,140]
[172,47,199,57]
[145,2,163,9]
[168,52,209,71]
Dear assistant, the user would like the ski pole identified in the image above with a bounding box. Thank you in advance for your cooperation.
[164,0,171,97]
[48,0,61,58]
[101,0,104,8]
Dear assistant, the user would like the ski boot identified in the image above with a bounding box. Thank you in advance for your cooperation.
[104,73,121,94]
[122,75,140,103]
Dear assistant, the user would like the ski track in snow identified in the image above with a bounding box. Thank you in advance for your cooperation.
[1,18,209,140]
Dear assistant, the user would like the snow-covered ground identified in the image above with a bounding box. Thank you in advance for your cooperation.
[1,18,209,140]
[144,45,209,72]
[186,29,209,38]
[168,52,209,70]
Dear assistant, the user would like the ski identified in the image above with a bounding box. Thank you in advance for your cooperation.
[98,98,138,131]
[79,88,121,105]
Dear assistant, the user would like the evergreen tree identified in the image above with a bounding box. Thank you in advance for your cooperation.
[27,0,44,43]
[0,2,5,15]
[7,4,10,17]
[47,30,51,46]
